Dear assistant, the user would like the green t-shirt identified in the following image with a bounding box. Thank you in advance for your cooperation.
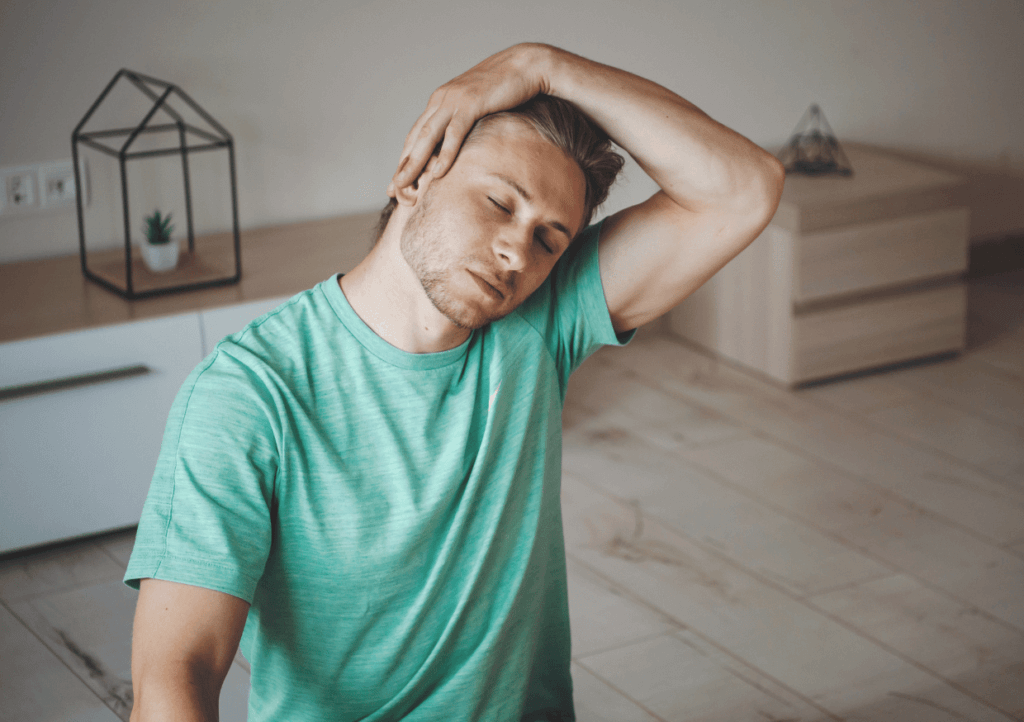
[125,220,634,721]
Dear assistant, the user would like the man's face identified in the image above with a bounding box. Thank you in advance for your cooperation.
[399,117,587,330]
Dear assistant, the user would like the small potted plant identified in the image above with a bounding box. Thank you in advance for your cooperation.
[140,209,180,273]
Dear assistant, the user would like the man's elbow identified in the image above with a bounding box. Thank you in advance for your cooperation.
[707,145,783,209]
[766,152,786,201]
[735,151,785,229]
[130,662,222,722]
[752,150,785,215]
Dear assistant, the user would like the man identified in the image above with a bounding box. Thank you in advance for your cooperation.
[125,43,783,721]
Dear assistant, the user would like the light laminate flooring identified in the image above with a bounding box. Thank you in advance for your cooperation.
[1,270,1022,721]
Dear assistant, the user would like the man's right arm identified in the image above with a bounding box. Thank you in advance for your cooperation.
[129,578,250,722]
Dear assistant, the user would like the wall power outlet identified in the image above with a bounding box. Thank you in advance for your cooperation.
[39,159,86,209]
[0,159,88,217]
[1,167,37,214]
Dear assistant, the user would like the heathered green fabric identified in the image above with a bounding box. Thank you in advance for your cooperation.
[124,220,634,721]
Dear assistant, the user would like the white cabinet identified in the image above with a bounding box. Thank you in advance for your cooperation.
[0,314,204,553]
[0,294,294,554]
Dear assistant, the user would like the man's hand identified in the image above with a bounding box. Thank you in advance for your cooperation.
[389,43,550,197]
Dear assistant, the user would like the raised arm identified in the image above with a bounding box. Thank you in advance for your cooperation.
[129,578,249,721]
[391,43,785,333]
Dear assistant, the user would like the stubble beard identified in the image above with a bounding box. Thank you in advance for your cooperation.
[399,191,511,331]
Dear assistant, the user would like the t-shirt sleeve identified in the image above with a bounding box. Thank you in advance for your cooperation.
[516,218,637,390]
[123,342,279,604]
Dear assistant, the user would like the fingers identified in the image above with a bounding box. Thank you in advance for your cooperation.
[398,103,438,168]
[392,106,478,194]
[433,114,475,179]
[392,107,453,191]
[393,87,452,185]
[391,119,432,189]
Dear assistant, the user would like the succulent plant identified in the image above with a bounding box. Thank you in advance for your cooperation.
[142,209,174,245]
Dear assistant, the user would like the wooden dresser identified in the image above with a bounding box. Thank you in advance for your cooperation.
[667,143,970,386]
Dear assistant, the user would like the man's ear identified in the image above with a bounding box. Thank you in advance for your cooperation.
[392,155,442,207]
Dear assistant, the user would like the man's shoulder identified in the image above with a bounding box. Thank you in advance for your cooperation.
[191,283,336,395]
[214,282,330,355]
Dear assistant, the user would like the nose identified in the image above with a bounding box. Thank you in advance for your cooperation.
[492,226,532,272]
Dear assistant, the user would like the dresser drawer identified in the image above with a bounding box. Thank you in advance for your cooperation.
[795,207,969,304]
[792,283,966,383]
[0,313,204,553]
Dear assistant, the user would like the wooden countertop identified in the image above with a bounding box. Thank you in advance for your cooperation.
[0,211,379,344]
[2,144,967,346]
[770,143,967,234]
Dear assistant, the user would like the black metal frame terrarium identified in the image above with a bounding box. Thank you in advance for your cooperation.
[72,69,241,299]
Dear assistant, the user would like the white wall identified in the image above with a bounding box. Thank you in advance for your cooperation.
[1,0,1022,263]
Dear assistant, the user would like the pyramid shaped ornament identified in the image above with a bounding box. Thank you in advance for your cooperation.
[778,104,853,177]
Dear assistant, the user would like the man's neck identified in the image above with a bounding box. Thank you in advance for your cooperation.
[338,233,472,355]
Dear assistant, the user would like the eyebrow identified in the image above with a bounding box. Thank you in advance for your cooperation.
[490,173,574,240]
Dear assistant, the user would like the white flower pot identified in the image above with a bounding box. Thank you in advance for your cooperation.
[140,238,180,273]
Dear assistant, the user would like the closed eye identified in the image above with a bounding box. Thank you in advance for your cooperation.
[490,197,553,253]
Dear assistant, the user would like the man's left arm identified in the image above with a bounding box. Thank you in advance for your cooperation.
[540,45,785,333]
[391,43,785,334]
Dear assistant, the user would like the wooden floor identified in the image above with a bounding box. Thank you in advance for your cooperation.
[1,270,1022,721]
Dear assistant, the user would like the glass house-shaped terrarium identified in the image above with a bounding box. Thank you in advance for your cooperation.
[72,69,241,299]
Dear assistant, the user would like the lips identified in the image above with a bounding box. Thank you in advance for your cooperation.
[468,270,505,300]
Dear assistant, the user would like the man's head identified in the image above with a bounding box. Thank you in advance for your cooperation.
[380,94,624,330]
[377,94,624,244]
